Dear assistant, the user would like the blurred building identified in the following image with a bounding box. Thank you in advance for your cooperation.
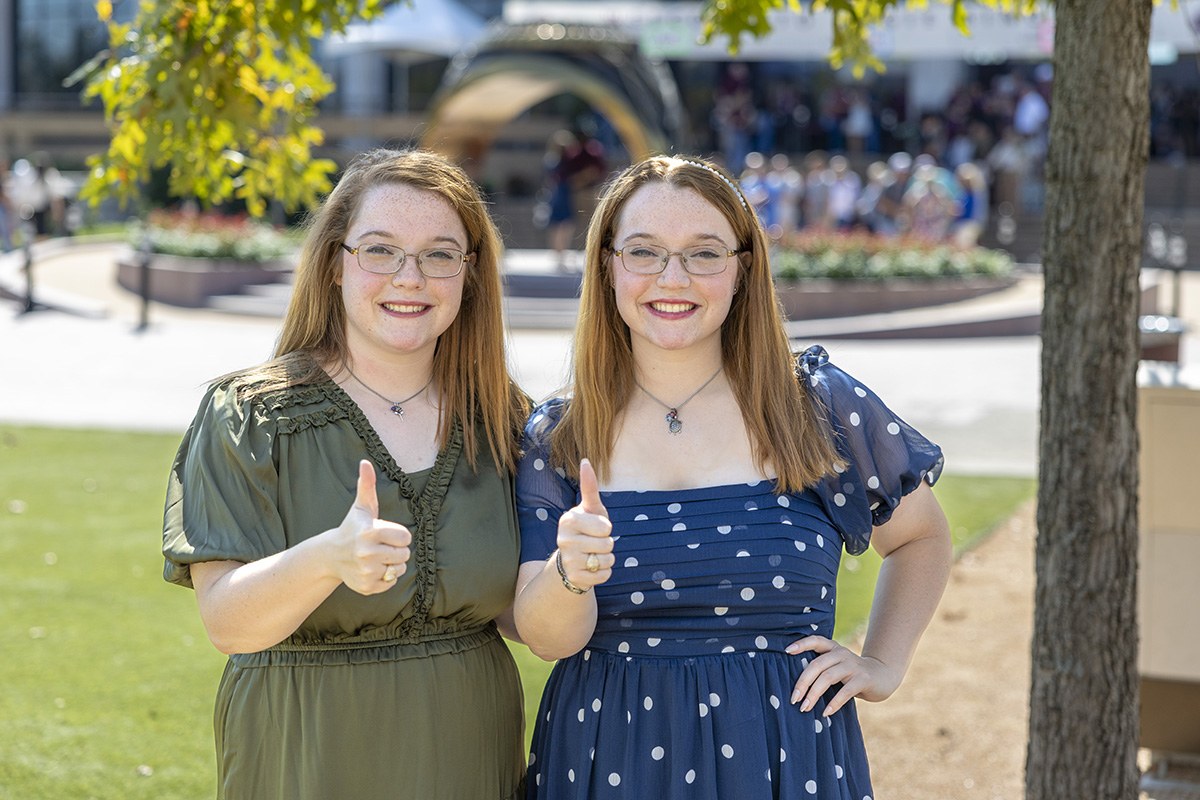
[3,1,1197,164]
[0,0,1197,248]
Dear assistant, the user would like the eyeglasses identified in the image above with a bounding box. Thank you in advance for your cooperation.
[340,242,475,278]
[612,243,739,276]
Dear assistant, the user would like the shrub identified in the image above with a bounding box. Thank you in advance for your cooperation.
[772,230,1014,282]
[130,209,299,262]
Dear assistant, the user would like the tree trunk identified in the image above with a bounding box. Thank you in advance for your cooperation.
[1027,1,1151,798]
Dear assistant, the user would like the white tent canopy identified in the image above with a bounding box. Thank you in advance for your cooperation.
[503,1,1200,61]
[324,0,488,62]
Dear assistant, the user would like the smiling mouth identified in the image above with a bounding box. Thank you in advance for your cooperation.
[648,301,697,314]
[381,302,429,314]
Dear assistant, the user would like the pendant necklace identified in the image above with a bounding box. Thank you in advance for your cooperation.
[633,366,723,435]
[345,366,433,418]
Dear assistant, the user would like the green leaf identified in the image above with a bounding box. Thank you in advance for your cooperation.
[81,0,385,215]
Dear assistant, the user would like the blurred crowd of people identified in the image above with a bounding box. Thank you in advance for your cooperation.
[738,150,990,249]
[703,63,1073,249]
[708,64,1057,178]
[0,152,71,251]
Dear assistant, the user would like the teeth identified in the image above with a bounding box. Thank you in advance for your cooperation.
[383,303,425,314]
[651,302,694,314]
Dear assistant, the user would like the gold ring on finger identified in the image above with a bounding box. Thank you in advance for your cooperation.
[383,565,398,582]
[585,553,600,573]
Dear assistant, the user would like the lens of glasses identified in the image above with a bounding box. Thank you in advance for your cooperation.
[355,243,466,277]
[620,244,731,275]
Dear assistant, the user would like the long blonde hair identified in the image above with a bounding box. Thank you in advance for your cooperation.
[238,148,527,473]
[550,154,841,492]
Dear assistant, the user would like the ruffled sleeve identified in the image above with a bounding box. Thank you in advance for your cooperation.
[162,381,287,588]
[516,397,578,564]
[798,345,944,556]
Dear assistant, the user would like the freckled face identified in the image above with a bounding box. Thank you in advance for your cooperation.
[609,183,740,356]
[338,183,468,362]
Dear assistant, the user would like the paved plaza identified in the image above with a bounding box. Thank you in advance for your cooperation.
[3,238,1198,478]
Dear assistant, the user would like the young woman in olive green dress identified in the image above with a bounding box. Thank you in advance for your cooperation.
[163,149,529,799]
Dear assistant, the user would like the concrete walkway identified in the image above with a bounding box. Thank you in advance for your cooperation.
[3,238,1198,478]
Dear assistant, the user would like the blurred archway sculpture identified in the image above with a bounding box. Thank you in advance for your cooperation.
[421,22,691,164]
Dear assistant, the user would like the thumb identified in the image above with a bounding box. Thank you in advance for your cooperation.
[354,459,379,518]
[578,458,606,515]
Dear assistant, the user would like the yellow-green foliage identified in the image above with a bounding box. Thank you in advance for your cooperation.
[700,0,1038,76]
[77,0,1046,216]
[76,0,388,216]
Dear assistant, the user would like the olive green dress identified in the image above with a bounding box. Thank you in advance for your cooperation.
[162,373,525,800]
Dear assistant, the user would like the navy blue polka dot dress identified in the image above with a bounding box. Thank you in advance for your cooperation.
[516,346,944,799]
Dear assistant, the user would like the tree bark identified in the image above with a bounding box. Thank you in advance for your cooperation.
[1027,1,1151,798]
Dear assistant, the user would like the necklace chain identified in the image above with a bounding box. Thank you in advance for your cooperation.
[633,366,723,435]
[345,366,433,419]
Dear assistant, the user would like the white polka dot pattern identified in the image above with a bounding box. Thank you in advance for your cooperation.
[514,348,942,799]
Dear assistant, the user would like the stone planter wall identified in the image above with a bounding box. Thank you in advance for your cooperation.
[116,251,294,308]
[773,276,1019,320]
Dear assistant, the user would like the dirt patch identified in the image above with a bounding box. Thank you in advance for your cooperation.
[855,502,1035,799]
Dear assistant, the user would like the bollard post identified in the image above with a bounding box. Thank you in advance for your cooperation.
[136,233,152,332]
[19,220,37,314]
[1167,231,1186,320]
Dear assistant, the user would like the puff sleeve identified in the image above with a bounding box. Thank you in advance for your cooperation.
[799,345,944,556]
[515,397,578,564]
[162,382,287,588]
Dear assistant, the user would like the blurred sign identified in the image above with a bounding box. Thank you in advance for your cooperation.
[639,19,697,60]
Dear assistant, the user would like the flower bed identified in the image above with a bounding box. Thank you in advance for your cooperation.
[770,231,1018,320]
[116,210,299,307]
[772,231,1014,282]
[133,209,299,262]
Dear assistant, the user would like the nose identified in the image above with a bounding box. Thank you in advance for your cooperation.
[391,253,425,286]
[657,252,691,286]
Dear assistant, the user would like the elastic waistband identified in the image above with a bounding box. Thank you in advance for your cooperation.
[230,624,499,669]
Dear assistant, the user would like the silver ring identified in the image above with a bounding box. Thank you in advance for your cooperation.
[585,553,600,573]
[383,565,398,582]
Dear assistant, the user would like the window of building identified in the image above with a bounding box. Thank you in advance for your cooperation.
[15,0,107,108]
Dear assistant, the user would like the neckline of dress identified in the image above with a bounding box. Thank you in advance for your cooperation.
[314,364,455,489]
[595,477,785,497]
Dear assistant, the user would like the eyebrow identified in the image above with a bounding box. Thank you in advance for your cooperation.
[619,232,732,246]
[352,231,466,248]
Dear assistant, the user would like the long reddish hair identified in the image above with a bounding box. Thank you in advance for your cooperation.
[550,155,840,492]
[238,148,527,472]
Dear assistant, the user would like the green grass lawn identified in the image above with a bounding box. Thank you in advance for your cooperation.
[0,425,1034,799]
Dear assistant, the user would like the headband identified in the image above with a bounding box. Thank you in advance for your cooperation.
[678,159,750,212]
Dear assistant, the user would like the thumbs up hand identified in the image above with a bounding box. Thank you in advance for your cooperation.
[554,459,614,591]
[335,459,413,595]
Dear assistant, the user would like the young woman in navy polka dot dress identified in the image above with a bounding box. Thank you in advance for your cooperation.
[512,155,953,799]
